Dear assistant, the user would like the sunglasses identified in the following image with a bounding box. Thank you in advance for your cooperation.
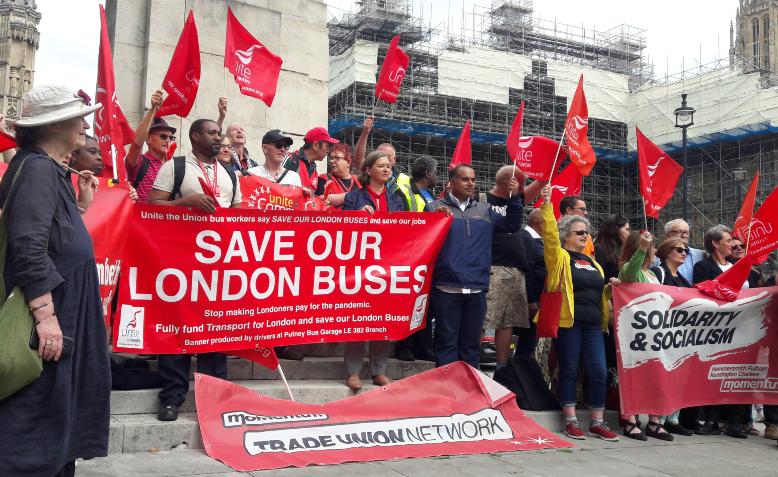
[731,244,744,251]
[271,143,290,150]
[157,133,175,141]
[573,230,589,236]
[672,247,688,254]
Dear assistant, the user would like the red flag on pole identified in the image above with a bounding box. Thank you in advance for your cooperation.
[511,135,566,182]
[745,185,778,259]
[224,7,283,106]
[564,75,597,176]
[534,163,583,218]
[733,171,760,242]
[636,127,684,219]
[375,35,410,104]
[157,11,200,118]
[448,120,472,170]
[94,4,134,181]
[506,100,524,161]
[229,348,279,370]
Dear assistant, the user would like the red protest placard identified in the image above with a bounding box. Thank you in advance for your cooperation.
[113,205,451,353]
[196,361,571,472]
[612,283,778,416]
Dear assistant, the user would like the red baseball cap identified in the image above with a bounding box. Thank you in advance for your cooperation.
[304,127,339,144]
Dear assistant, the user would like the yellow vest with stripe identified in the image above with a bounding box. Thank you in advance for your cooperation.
[397,175,427,212]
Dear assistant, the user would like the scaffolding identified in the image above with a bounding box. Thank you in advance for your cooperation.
[327,0,643,231]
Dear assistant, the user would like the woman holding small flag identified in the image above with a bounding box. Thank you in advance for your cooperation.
[538,184,619,442]
[342,151,408,390]
[323,143,361,209]
[617,230,675,441]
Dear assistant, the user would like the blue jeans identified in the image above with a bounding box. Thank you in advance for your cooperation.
[554,321,607,409]
[431,288,487,368]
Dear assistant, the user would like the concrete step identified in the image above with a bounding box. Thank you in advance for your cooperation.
[297,342,345,357]
[108,407,619,454]
[126,356,434,381]
[111,379,381,415]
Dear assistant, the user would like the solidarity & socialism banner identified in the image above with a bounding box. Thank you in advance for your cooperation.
[613,283,778,415]
[195,361,571,471]
[114,205,451,353]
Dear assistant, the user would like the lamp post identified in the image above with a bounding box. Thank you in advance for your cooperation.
[674,93,695,223]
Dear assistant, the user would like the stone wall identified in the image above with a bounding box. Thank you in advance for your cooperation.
[107,0,328,158]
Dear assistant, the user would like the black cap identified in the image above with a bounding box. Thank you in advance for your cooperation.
[149,117,176,134]
[262,129,293,147]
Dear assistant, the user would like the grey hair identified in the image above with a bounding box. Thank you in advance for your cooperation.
[703,224,732,254]
[558,214,590,240]
[664,218,688,236]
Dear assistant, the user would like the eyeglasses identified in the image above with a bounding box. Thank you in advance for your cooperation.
[672,247,688,254]
[731,244,745,251]
[573,230,589,236]
[157,134,176,141]
[219,144,232,150]
[669,229,690,236]
[572,207,587,212]
[330,155,346,161]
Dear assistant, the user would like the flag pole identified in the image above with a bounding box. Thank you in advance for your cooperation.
[277,363,295,401]
[745,219,754,255]
[372,89,383,118]
[547,130,566,185]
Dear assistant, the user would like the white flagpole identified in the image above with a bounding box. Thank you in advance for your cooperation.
[277,363,295,401]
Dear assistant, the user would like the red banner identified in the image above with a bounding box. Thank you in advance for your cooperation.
[0,130,16,152]
[512,135,566,182]
[239,175,326,211]
[564,75,596,176]
[196,362,571,471]
[80,180,134,323]
[533,163,582,218]
[225,7,283,106]
[157,11,200,118]
[94,4,134,180]
[113,205,451,353]
[448,120,471,170]
[375,35,410,104]
[636,127,683,219]
[613,283,778,415]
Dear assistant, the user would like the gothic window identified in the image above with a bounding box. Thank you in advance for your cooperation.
[764,15,770,69]
[753,17,760,68]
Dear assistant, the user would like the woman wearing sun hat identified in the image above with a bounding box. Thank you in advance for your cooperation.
[0,85,110,476]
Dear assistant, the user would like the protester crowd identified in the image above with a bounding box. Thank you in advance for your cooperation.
[1,84,777,476]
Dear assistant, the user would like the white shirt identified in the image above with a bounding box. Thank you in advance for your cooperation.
[153,152,241,208]
[448,192,470,212]
[247,164,302,187]
[524,225,542,239]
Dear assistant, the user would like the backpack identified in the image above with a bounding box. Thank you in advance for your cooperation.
[169,156,237,203]
[131,155,152,189]
[493,355,560,411]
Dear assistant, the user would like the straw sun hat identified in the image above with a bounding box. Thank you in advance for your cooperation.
[15,85,101,128]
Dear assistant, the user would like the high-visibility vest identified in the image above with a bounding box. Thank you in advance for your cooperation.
[398,178,427,213]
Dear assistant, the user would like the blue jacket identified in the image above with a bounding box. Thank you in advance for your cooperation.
[425,194,523,290]
[343,186,408,212]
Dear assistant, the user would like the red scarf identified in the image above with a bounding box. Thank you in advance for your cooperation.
[366,186,388,213]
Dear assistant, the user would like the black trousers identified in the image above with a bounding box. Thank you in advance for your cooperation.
[157,353,227,406]
[394,318,434,358]
[765,405,778,425]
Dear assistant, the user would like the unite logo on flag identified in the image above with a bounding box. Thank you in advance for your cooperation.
[411,294,428,330]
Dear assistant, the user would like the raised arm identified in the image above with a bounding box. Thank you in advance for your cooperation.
[353,116,373,170]
[216,97,227,129]
[125,90,163,169]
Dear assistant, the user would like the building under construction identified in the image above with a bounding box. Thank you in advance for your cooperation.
[327,0,778,248]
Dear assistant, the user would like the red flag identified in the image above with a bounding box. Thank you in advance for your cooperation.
[0,130,16,153]
[157,11,200,118]
[745,185,778,258]
[224,7,283,106]
[230,347,278,370]
[506,101,524,162]
[166,141,177,160]
[733,172,760,242]
[512,135,566,182]
[94,4,134,180]
[564,75,596,176]
[448,120,471,170]
[636,127,684,219]
[375,35,410,104]
[534,163,583,218]
[695,255,755,301]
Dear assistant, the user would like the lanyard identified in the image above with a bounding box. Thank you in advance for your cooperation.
[334,177,355,194]
[198,160,219,197]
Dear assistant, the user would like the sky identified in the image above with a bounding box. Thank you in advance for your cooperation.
[34,0,736,93]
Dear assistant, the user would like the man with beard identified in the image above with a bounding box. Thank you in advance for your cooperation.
[148,119,241,421]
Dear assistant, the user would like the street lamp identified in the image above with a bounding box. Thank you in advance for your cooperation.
[674,93,695,223]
